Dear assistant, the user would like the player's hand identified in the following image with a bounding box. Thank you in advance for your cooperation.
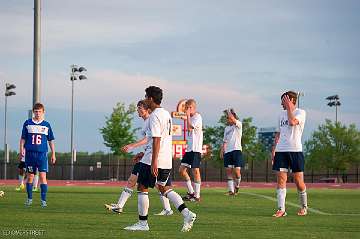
[19,149,25,161]
[121,144,132,153]
[282,95,293,111]
[51,153,56,165]
[132,152,144,162]
[151,164,158,177]
[271,151,275,165]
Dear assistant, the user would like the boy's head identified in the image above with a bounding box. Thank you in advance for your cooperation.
[145,86,163,105]
[224,108,238,125]
[281,91,297,109]
[32,103,45,119]
[185,99,197,116]
[137,99,152,118]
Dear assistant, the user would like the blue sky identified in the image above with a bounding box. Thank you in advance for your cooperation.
[0,0,359,152]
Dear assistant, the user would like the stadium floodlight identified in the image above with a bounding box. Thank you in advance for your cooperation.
[297,92,304,108]
[326,94,341,124]
[4,83,16,179]
[70,65,88,180]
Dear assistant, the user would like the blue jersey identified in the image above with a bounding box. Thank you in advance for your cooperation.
[21,119,55,152]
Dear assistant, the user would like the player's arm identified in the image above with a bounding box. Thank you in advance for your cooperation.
[121,137,148,153]
[220,142,226,159]
[227,111,238,125]
[132,152,144,163]
[151,137,161,177]
[48,140,56,165]
[186,109,194,132]
[271,132,280,164]
[19,138,25,160]
[282,95,299,126]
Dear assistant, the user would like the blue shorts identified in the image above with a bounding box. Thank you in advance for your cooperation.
[181,151,201,168]
[137,162,172,189]
[25,151,48,173]
[131,162,141,176]
[272,152,304,173]
[224,150,244,168]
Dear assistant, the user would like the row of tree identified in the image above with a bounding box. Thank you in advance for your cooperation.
[99,102,360,175]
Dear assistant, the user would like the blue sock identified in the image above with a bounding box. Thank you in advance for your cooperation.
[40,184,48,201]
[26,183,33,199]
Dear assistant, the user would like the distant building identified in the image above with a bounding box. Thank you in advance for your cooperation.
[258,127,278,152]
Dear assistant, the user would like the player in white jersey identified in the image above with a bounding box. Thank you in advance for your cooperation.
[220,109,244,195]
[124,86,196,232]
[104,100,173,216]
[272,91,308,217]
[179,99,203,202]
[15,155,26,191]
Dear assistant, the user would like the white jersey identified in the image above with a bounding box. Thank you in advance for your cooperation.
[275,108,306,152]
[186,113,203,153]
[140,118,152,164]
[223,120,242,154]
[141,107,172,169]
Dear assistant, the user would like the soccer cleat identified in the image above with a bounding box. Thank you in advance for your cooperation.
[15,184,25,191]
[154,209,174,216]
[297,208,308,216]
[182,193,195,201]
[104,203,123,214]
[124,221,149,231]
[272,209,287,218]
[225,191,235,196]
[194,197,201,202]
[181,211,197,232]
[32,187,39,192]
[41,200,47,207]
[25,199,33,206]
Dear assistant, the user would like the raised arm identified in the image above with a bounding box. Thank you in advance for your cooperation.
[282,95,299,126]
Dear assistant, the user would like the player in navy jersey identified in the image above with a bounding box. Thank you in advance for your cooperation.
[19,103,56,207]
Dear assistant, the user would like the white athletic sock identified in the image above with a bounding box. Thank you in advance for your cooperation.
[166,189,190,217]
[33,174,39,189]
[117,187,133,208]
[159,192,171,211]
[138,192,149,217]
[194,181,201,198]
[19,175,24,185]
[227,179,234,193]
[298,189,308,209]
[277,188,287,211]
[185,179,194,194]
[234,175,241,188]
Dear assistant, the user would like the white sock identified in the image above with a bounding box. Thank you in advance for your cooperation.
[185,179,194,194]
[33,174,39,189]
[194,181,201,198]
[19,175,24,185]
[234,175,241,188]
[277,188,287,211]
[159,192,171,211]
[166,190,190,217]
[117,187,133,208]
[227,179,234,193]
[298,189,308,209]
[138,192,149,217]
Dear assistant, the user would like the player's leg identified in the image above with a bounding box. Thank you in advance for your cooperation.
[192,152,202,201]
[224,152,235,195]
[272,152,289,217]
[38,152,49,207]
[233,150,243,194]
[15,163,25,191]
[154,179,173,216]
[291,152,307,216]
[157,170,196,232]
[32,171,39,192]
[25,152,35,205]
[179,153,195,200]
[124,163,152,231]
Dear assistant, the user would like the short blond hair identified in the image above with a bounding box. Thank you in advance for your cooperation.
[185,99,196,107]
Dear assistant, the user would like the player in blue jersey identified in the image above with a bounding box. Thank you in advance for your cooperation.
[19,103,56,207]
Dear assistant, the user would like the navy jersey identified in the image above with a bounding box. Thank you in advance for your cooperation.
[21,119,55,152]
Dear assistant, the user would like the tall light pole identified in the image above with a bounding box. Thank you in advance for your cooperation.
[33,0,41,105]
[70,65,87,180]
[326,95,341,124]
[297,92,304,108]
[4,83,16,179]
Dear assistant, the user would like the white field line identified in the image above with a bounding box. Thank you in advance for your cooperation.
[241,191,360,216]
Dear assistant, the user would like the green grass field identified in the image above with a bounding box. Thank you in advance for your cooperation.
[1,186,359,239]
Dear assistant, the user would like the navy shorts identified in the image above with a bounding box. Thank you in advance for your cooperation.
[137,162,172,189]
[181,151,201,168]
[272,152,305,173]
[224,150,244,168]
[18,161,26,169]
[25,151,48,173]
[131,162,141,176]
